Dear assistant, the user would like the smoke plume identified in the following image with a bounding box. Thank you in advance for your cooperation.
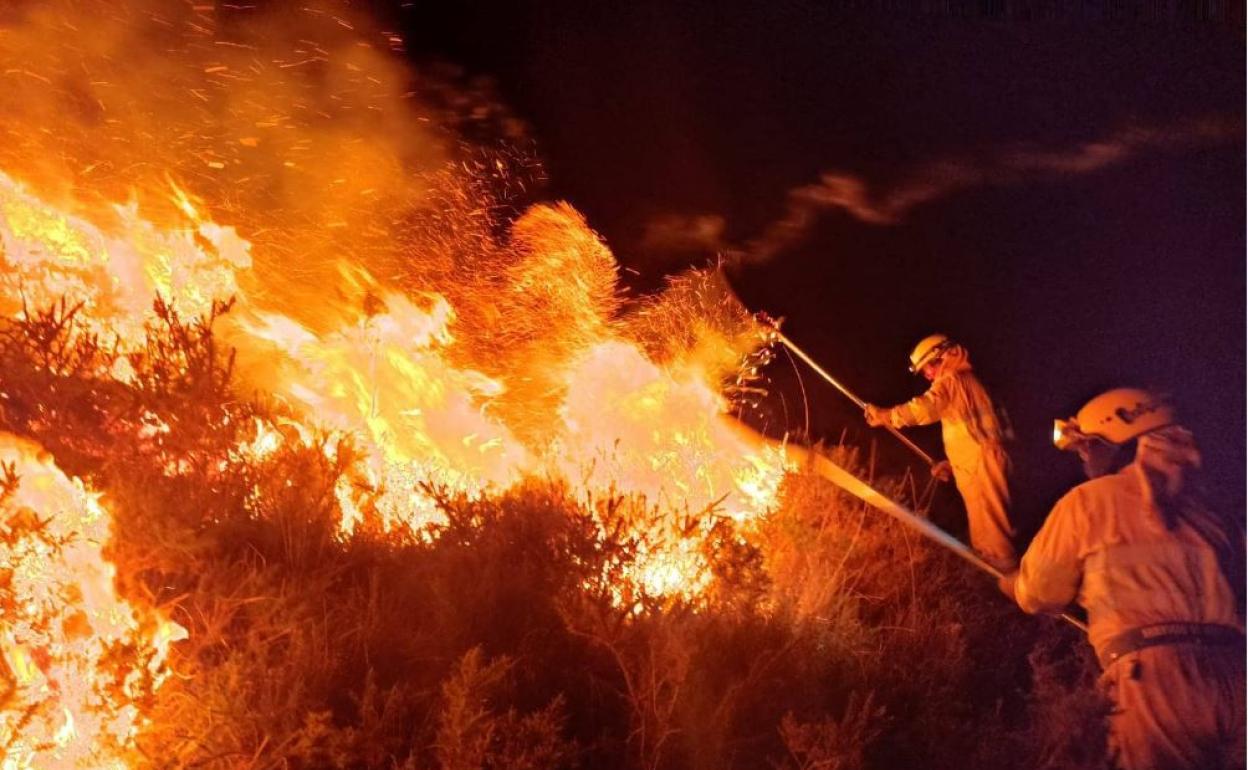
[716,116,1239,263]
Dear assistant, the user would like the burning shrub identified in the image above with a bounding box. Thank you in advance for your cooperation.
[0,3,1108,767]
[0,434,182,769]
[0,289,1108,769]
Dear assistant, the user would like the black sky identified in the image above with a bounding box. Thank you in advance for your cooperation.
[388,1,1245,523]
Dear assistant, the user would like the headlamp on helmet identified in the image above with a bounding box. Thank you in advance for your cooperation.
[908,334,954,374]
[1052,418,1089,451]
[1053,388,1175,452]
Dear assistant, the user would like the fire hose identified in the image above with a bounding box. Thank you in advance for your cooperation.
[804,450,1089,632]
[717,273,1086,630]
[722,417,1089,633]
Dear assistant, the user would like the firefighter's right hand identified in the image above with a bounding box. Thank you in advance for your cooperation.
[863,405,886,427]
[930,460,953,483]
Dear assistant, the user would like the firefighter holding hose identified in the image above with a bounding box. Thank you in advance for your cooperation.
[1001,388,1245,770]
[862,334,1017,571]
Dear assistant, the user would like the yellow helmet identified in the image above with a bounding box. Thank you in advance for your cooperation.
[908,333,954,374]
[1052,388,1175,450]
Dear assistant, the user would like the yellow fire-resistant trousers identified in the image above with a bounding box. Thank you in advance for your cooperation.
[949,441,1016,571]
[1102,644,1246,770]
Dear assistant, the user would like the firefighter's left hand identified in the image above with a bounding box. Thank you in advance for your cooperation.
[997,572,1019,603]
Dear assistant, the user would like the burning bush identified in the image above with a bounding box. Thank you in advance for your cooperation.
[0,297,1106,769]
[0,2,1106,767]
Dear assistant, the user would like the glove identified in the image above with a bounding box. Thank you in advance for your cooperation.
[863,404,887,427]
[997,572,1019,603]
[930,460,953,483]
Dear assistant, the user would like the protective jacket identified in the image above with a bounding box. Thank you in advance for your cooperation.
[1016,425,1245,770]
[881,348,1016,568]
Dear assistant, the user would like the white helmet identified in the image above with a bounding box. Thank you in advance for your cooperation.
[908,333,954,374]
[1053,388,1175,450]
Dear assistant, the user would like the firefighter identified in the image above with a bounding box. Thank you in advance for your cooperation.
[1001,388,1245,770]
[863,334,1017,570]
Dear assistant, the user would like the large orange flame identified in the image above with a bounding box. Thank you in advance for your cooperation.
[0,171,791,585]
[0,2,794,762]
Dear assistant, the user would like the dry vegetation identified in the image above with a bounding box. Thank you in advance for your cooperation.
[0,300,1106,769]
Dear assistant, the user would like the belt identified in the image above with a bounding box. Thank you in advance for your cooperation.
[1099,622,1245,668]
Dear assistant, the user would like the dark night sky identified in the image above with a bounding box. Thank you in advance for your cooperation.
[388,2,1244,526]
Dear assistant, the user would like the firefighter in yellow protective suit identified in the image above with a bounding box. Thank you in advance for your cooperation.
[863,334,1017,570]
[1002,388,1245,770]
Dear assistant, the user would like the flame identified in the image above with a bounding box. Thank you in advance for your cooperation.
[558,339,785,522]
[0,172,249,356]
[0,4,797,760]
[234,287,531,533]
[1,170,790,583]
[0,434,184,769]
